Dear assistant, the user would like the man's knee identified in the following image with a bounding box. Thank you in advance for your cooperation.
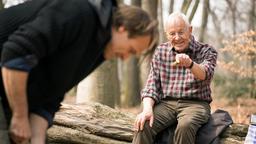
[138,121,153,134]
[133,121,156,144]
[134,120,159,138]
[176,118,197,133]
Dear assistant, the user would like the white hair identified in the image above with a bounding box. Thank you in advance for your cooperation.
[164,12,190,32]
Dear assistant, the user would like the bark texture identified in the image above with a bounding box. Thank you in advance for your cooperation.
[47,103,248,144]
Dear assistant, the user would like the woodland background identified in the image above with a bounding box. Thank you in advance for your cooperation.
[2,0,256,125]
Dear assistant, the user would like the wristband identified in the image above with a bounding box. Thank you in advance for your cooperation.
[188,61,194,69]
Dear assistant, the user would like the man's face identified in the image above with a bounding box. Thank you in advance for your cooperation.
[112,27,151,60]
[166,18,192,52]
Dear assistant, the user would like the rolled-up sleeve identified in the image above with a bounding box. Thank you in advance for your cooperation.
[141,47,163,103]
[201,46,218,81]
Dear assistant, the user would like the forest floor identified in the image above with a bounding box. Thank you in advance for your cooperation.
[63,95,256,125]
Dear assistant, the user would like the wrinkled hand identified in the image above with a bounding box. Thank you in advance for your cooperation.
[175,54,192,68]
[9,115,31,144]
[134,109,154,131]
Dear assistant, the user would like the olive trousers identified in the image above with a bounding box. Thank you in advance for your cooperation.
[132,99,211,144]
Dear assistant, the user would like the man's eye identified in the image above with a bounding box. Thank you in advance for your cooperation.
[179,32,184,35]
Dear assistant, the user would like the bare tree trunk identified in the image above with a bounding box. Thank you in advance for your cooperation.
[249,58,256,98]
[76,60,120,108]
[142,0,158,19]
[158,0,167,43]
[115,0,124,108]
[0,0,3,9]
[248,0,256,30]
[116,0,124,5]
[131,0,141,6]
[169,0,174,14]
[199,0,209,42]
[120,0,141,108]
[225,0,237,35]
[181,0,192,15]
[209,8,224,48]
[189,0,200,23]
[121,56,140,107]
[248,0,256,98]
[140,0,158,91]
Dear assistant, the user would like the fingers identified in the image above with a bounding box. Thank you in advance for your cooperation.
[134,114,143,131]
[175,54,191,67]
[134,114,154,131]
[149,116,154,127]
[134,115,139,131]
[10,128,31,144]
[10,135,29,144]
[139,116,146,131]
[9,116,31,144]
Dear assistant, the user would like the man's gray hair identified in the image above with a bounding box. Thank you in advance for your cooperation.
[164,12,190,32]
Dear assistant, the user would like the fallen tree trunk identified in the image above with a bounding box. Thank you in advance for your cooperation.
[47,103,248,144]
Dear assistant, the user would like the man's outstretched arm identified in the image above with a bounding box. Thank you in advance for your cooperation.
[1,67,31,144]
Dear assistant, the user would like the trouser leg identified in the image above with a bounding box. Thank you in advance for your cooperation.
[132,100,178,144]
[0,98,10,144]
[174,100,210,144]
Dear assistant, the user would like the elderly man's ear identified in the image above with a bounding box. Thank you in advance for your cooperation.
[189,26,193,33]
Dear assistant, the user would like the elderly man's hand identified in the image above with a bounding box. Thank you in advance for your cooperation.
[175,53,192,68]
[134,108,154,131]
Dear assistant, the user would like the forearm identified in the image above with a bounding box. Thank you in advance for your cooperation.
[142,97,155,111]
[1,67,29,117]
[190,62,206,80]
[175,54,206,80]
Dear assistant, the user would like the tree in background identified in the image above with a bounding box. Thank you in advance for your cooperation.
[217,30,256,99]
[139,0,158,100]
[120,0,141,108]
[120,0,159,108]
[248,0,255,30]
[208,0,256,101]
[0,0,3,9]
[76,60,120,108]
[199,0,209,42]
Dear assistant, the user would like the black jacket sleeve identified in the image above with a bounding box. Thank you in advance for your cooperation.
[1,0,85,72]
[1,8,65,71]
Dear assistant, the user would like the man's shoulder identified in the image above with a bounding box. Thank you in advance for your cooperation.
[193,39,217,53]
[155,42,170,54]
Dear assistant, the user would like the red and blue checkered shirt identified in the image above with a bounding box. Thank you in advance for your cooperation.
[141,36,218,103]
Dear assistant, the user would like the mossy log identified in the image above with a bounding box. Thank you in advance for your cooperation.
[47,103,248,144]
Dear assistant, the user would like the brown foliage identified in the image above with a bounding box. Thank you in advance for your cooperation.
[218,30,256,77]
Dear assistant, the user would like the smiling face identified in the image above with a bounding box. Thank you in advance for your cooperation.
[110,26,151,60]
[165,17,192,52]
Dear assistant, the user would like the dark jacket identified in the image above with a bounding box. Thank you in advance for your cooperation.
[0,0,116,115]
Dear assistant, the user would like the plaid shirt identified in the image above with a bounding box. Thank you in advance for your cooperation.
[141,36,218,103]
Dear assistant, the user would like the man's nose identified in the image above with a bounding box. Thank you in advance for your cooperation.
[174,33,181,39]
